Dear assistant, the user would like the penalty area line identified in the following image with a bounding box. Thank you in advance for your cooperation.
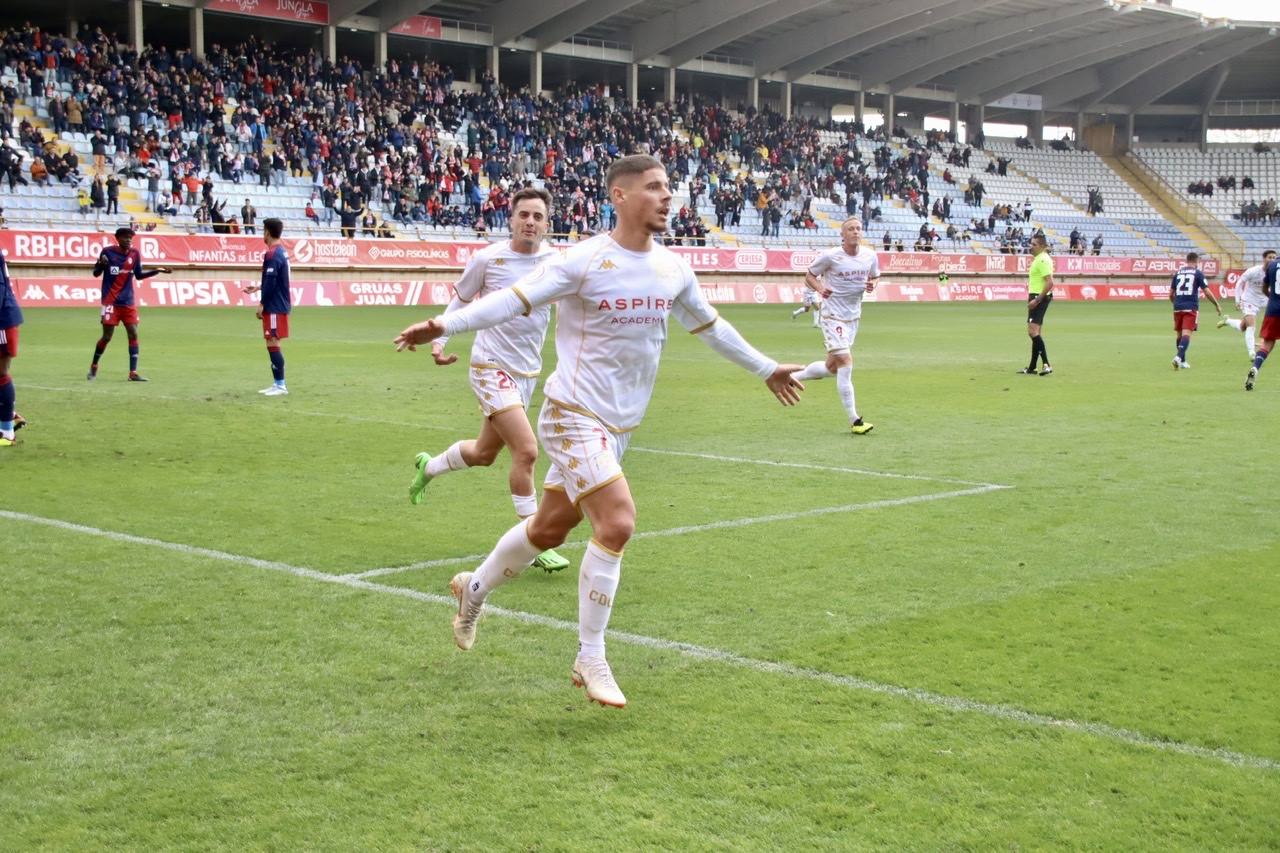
[348,484,1009,580]
[3,509,1277,774]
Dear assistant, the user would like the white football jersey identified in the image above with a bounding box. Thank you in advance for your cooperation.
[808,243,880,321]
[504,233,722,432]
[1238,264,1267,305]
[449,240,558,377]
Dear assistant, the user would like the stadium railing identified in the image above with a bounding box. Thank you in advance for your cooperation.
[1124,151,1245,264]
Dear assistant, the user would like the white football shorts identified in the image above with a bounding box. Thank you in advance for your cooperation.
[538,400,632,506]
[1239,296,1267,318]
[820,316,859,352]
[469,364,536,417]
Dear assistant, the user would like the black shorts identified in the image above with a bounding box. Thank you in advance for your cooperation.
[1027,294,1052,325]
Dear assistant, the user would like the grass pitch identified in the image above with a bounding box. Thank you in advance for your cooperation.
[2,302,1278,849]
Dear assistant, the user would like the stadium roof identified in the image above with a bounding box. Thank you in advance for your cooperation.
[326,0,1278,118]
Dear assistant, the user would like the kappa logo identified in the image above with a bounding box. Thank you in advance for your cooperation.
[567,457,579,469]
[561,438,573,450]
[599,259,618,271]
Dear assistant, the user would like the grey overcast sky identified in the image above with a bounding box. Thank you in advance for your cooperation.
[1171,1,1278,21]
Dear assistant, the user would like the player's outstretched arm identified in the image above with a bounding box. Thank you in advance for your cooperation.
[766,364,805,406]
[394,317,447,351]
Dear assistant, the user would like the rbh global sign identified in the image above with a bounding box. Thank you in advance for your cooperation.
[0,230,1221,278]
[205,0,329,24]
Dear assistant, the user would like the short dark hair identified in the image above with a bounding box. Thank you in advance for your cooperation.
[1263,249,1277,258]
[510,186,552,214]
[1031,233,1047,245]
[264,218,283,239]
[606,154,664,189]
[1186,251,1199,262]
[115,227,134,238]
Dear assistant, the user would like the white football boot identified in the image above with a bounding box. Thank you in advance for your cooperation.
[449,572,485,650]
[572,655,627,708]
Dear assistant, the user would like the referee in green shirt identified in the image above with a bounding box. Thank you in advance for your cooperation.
[1019,234,1054,375]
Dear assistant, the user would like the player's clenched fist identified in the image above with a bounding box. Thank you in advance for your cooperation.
[394,317,447,351]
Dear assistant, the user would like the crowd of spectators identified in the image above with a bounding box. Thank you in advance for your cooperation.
[1237,198,1278,224]
[1188,175,1258,196]
[1,23,1127,254]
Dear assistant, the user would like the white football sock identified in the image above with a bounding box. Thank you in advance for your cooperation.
[467,519,541,600]
[511,492,538,518]
[1245,327,1256,356]
[791,307,805,317]
[791,361,834,382]
[836,365,859,422]
[426,440,468,478]
[1225,317,1243,331]
[578,540,622,657]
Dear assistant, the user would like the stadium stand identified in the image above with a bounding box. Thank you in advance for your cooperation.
[1130,146,1280,260]
[0,22,1252,264]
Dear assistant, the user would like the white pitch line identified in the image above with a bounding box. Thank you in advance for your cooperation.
[628,446,998,487]
[4,508,1276,774]
[348,485,1007,580]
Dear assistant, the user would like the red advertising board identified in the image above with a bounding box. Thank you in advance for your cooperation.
[390,15,443,39]
[12,277,1190,309]
[0,231,1220,277]
[205,0,329,24]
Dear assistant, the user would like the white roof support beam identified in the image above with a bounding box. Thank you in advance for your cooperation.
[753,0,942,78]
[328,0,377,23]
[532,0,648,50]
[982,22,1205,106]
[1115,30,1273,111]
[782,0,985,82]
[867,3,1109,92]
[1075,29,1217,110]
[483,0,591,46]
[1198,62,1232,113]
[629,0,778,63]
[949,18,1188,102]
[665,0,831,68]
[378,0,430,31]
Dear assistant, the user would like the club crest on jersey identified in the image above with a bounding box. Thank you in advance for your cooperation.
[492,258,506,266]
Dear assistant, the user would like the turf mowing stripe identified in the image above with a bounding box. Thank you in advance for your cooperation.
[349,485,1008,580]
[23,384,454,431]
[5,509,1277,774]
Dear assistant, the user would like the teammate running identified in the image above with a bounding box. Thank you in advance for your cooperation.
[1169,251,1222,370]
[1219,249,1276,359]
[88,227,172,381]
[394,155,804,709]
[1,250,25,447]
[241,218,291,396]
[789,217,878,434]
[790,285,822,327]
[407,187,570,574]
[1245,254,1280,391]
